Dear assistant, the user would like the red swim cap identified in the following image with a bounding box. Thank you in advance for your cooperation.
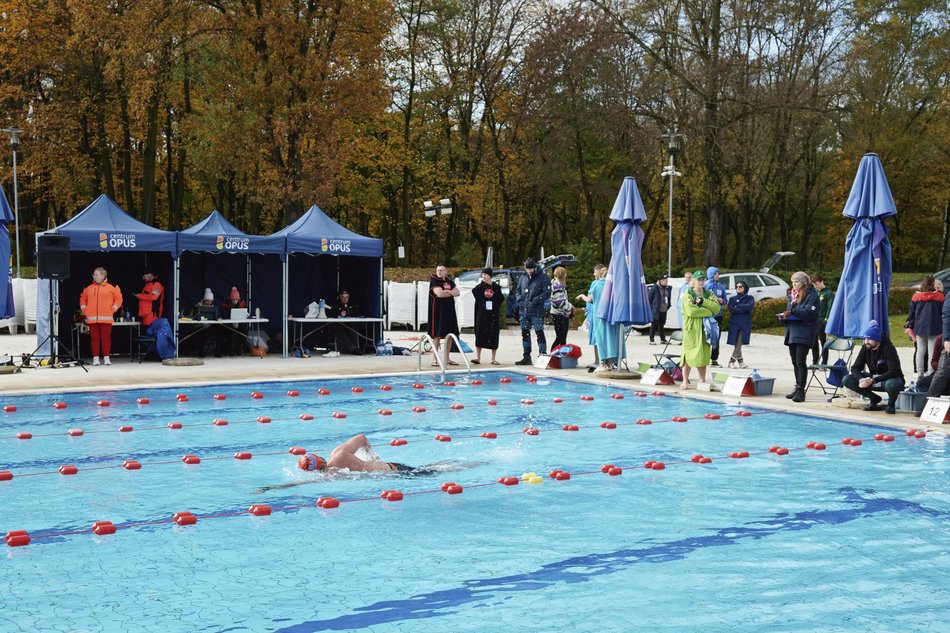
[298,453,327,471]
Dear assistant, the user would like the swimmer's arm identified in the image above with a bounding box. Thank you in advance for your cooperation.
[338,433,371,456]
[253,481,317,494]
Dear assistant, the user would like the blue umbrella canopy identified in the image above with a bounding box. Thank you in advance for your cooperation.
[0,184,14,319]
[598,177,652,326]
[826,153,895,339]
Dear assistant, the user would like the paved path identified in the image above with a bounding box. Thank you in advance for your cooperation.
[0,326,944,436]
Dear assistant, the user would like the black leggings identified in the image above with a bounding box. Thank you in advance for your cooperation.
[552,315,569,348]
[788,343,810,388]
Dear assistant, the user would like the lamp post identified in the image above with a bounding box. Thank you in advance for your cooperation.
[423,198,452,263]
[660,128,683,278]
[1,127,22,278]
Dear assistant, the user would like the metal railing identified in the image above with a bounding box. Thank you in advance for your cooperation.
[416,332,470,380]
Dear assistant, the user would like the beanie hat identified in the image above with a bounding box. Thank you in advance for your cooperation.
[791,271,810,286]
[524,258,538,269]
[230,286,241,302]
[864,320,883,343]
[203,288,213,302]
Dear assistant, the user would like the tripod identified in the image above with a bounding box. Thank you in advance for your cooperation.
[25,278,87,372]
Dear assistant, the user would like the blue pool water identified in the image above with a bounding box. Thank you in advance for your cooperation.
[1,373,948,632]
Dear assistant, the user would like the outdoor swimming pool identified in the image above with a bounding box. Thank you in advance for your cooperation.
[1,373,948,632]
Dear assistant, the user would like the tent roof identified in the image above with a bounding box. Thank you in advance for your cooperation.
[178,210,285,256]
[43,194,177,252]
[273,204,383,257]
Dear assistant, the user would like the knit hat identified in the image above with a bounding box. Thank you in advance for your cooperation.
[482,267,494,277]
[524,258,538,269]
[864,320,883,343]
[229,286,241,302]
[791,271,810,286]
[203,288,213,302]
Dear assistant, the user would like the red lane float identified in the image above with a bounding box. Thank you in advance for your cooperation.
[434,434,452,442]
[600,464,615,473]
[351,386,364,393]
[608,466,623,476]
[119,425,133,433]
[257,416,272,424]
[600,422,617,429]
[520,399,535,405]
[299,413,314,420]
[213,394,227,401]
[181,454,201,465]
[331,412,347,419]
[842,437,862,446]
[441,482,464,494]
[690,454,705,463]
[377,409,393,416]
[248,504,271,516]
[92,521,117,536]
[553,398,563,403]
[729,451,750,459]
[874,433,895,442]
[736,411,752,417]
[287,390,300,397]
[412,406,426,413]
[611,394,624,400]
[805,442,827,450]
[234,452,253,460]
[450,403,464,410]
[526,376,537,383]
[176,394,189,402]
[580,395,594,401]
[497,476,519,486]
[67,428,84,437]
[53,402,67,409]
[524,427,540,435]
[671,416,688,423]
[635,392,648,397]
[487,399,498,406]
[97,400,111,407]
[412,383,424,389]
[213,418,228,426]
[650,461,666,470]
[380,385,393,391]
[16,432,31,440]
[59,464,78,475]
[317,496,340,509]
[775,447,789,455]
[562,424,579,432]
[643,460,655,469]
[251,391,264,399]
[549,469,571,481]
[167,422,183,429]
[3,405,17,412]
[6,531,30,547]
[289,446,306,455]
[136,398,150,405]
[481,432,497,439]
[703,413,720,420]
[652,391,665,397]
[123,460,141,470]
[470,380,483,386]
[636,419,652,425]
[444,381,457,387]
[390,438,408,446]
[380,489,404,502]
[173,511,197,526]
[0,471,14,481]
[318,388,330,395]
[499,377,512,384]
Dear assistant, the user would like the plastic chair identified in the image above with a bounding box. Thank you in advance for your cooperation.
[805,337,854,400]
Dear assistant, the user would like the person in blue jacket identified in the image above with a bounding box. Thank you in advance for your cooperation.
[781,271,820,402]
[514,258,551,365]
[726,281,754,369]
[704,266,727,366]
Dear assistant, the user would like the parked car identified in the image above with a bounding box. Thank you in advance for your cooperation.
[717,272,789,301]
[453,254,576,326]
[759,251,795,273]
[905,268,950,289]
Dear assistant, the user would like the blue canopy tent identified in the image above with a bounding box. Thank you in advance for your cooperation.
[597,177,653,371]
[176,210,286,356]
[38,194,178,357]
[826,153,896,340]
[0,184,14,320]
[273,204,384,356]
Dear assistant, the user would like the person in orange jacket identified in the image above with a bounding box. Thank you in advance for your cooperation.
[134,271,164,326]
[79,267,123,366]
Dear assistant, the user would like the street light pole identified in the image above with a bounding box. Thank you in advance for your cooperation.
[422,198,452,264]
[2,127,22,278]
[660,128,683,278]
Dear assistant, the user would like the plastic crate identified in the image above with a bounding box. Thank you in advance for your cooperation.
[555,356,578,369]
[896,390,927,412]
[752,377,775,396]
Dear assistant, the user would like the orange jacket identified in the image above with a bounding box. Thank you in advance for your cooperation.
[135,280,164,325]
[80,281,123,323]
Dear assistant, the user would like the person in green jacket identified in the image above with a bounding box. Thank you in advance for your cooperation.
[811,274,835,364]
[680,270,721,389]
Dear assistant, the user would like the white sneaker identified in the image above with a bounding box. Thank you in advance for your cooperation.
[103,357,111,366]
[727,359,737,369]
[92,357,100,366]
[737,360,748,369]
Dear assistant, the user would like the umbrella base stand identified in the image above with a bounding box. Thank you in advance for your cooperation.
[608,369,641,380]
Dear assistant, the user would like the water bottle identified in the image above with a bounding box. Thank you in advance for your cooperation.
[376,339,386,356]
[385,339,393,356]
[750,368,762,381]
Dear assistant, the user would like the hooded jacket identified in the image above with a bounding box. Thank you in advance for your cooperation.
[906,290,945,337]
[704,266,727,317]
[80,280,123,324]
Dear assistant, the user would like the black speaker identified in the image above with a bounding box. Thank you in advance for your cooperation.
[37,234,71,280]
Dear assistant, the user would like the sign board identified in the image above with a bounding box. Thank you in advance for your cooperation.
[722,376,753,397]
[641,368,674,386]
[534,355,554,370]
[919,397,950,424]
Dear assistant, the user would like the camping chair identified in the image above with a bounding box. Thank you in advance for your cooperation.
[132,334,156,363]
[653,330,683,380]
[805,337,855,401]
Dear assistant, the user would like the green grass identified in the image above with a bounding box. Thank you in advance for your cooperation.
[756,314,912,348]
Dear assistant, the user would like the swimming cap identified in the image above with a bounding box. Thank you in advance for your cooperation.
[298,453,327,471]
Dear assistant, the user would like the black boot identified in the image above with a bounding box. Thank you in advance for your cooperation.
[515,355,532,366]
[785,387,798,399]
[791,386,805,402]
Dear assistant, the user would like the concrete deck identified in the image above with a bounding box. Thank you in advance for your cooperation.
[0,326,945,436]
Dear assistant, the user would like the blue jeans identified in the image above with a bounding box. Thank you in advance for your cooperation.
[520,313,546,357]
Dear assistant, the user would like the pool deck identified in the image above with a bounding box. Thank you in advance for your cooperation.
[0,327,945,436]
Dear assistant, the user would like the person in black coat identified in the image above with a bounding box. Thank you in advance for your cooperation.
[648,275,672,344]
[781,271,820,402]
[726,281,755,368]
[843,320,905,414]
[471,268,504,365]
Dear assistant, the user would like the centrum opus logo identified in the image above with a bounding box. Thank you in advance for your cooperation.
[99,232,136,248]
[320,237,351,253]
[216,235,250,251]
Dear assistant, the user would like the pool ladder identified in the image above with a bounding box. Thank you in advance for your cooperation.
[416,333,470,380]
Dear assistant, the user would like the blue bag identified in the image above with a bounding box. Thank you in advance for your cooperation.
[827,359,848,387]
[702,317,720,346]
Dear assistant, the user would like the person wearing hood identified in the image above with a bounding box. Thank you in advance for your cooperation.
[780,271,820,402]
[680,269,721,388]
[704,266,727,366]
[843,320,905,414]
[904,275,945,377]
[726,281,754,369]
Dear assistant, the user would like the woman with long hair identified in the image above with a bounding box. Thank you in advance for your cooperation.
[782,271,819,402]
